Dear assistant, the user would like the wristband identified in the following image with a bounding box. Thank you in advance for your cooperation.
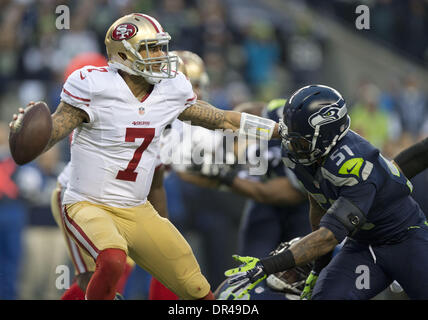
[239,112,276,140]
[261,249,296,275]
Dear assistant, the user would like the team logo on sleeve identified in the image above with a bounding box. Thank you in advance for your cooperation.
[308,105,346,128]
[111,23,138,41]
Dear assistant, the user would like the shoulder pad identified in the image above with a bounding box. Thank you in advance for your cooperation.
[337,157,373,180]
[165,72,196,108]
[323,142,375,187]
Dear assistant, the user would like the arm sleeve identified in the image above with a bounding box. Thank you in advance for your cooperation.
[394,136,428,179]
[60,68,95,122]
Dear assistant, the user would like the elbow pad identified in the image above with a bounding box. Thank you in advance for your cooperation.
[320,197,366,243]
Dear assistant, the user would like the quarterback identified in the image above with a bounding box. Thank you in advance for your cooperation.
[225,85,428,299]
[49,52,136,300]
[9,13,277,300]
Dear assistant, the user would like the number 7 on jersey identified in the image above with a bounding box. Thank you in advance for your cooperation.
[116,127,155,182]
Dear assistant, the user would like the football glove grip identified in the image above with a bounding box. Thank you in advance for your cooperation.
[224,255,267,298]
[300,271,319,300]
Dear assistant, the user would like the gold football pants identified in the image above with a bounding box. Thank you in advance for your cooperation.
[62,199,210,299]
[51,186,95,275]
[51,186,135,275]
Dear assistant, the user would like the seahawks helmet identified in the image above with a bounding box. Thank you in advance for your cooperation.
[266,238,313,295]
[279,85,350,165]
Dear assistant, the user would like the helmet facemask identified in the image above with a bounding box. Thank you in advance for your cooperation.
[120,34,178,84]
[279,104,350,166]
[279,119,323,165]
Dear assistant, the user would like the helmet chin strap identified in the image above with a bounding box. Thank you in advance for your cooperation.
[108,61,138,75]
[108,61,161,85]
[119,40,166,84]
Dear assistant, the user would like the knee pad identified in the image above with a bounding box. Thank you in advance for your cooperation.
[96,248,127,278]
[180,271,211,300]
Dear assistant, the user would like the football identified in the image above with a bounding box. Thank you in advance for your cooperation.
[9,101,53,165]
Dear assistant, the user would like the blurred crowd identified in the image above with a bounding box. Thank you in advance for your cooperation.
[0,0,427,300]
[307,0,428,66]
[0,0,330,120]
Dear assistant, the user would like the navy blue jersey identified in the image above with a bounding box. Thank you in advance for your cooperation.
[283,130,426,245]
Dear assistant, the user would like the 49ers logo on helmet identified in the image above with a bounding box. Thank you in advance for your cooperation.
[111,23,138,41]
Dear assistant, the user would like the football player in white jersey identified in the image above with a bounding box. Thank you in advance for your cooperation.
[10,13,279,300]
[50,53,138,299]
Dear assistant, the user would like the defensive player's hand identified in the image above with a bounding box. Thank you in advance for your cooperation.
[202,163,238,185]
[9,101,35,132]
[300,270,319,300]
[224,255,267,298]
[217,282,251,300]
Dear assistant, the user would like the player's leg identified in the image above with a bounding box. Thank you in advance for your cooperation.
[116,257,135,295]
[51,189,95,281]
[149,277,179,300]
[51,186,94,299]
[381,225,428,299]
[128,201,213,300]
[63,201,128,300]
[312,239,392,300]
[52,190,134,299]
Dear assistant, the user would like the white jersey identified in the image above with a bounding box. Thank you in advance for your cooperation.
[60,65,195,207]
[57,161,71,188]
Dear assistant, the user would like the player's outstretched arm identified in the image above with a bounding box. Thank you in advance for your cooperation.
[393,136,428,179]
[287,227,337,266]
[44,101,88,152]
[178,100,280,139]
[178,100,234,130]
[224,227,337,298]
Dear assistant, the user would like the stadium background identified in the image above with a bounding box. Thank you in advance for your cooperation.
[0,0,427,300]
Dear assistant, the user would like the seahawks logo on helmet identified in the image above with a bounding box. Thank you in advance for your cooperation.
[308,105,346,128]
